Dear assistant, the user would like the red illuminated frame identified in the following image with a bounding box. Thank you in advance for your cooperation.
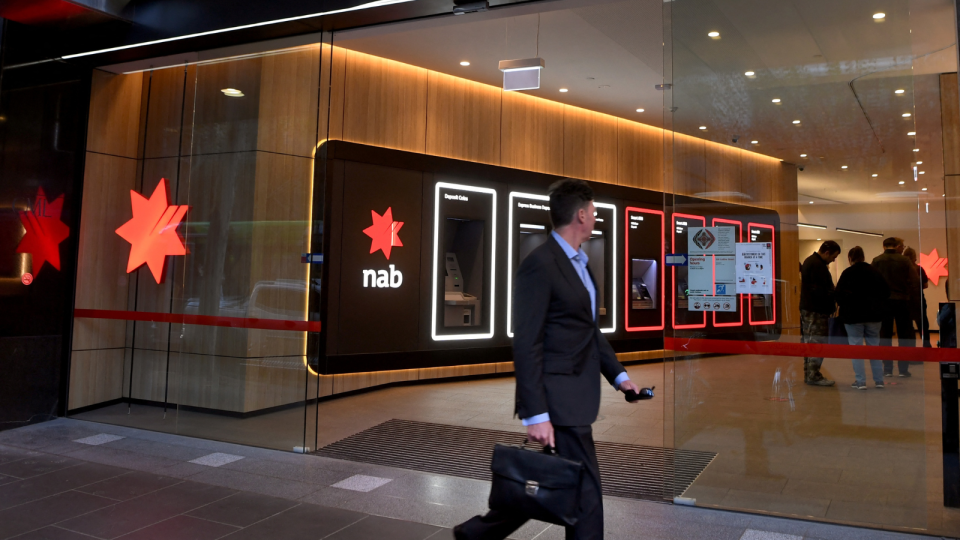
[747,222,776,326]
[625,207,665,332]
[711,218,744,327]
[673,213,707,329]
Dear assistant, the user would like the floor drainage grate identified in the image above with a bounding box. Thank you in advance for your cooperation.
[315,419,716,502]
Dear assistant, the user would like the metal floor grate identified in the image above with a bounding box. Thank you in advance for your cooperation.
[315,419,716,502]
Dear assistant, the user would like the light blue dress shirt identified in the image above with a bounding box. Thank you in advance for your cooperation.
[522,232,630,426]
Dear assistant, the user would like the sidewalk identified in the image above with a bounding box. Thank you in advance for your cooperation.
[0,419,939,540]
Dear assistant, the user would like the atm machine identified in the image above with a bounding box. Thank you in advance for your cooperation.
[444,253,480,326]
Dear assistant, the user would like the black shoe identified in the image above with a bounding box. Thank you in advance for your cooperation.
[453,524,468,540]
[899,372,912,378]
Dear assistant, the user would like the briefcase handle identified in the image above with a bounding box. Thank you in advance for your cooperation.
[522,438,558,455]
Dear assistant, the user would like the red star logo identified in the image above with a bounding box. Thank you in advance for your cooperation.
[115,178,189,284]
[919,248,949,286]
[17,188,70,273]
[363,207,403,260]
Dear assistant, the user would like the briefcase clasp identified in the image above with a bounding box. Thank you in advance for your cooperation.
[525,480,539,496]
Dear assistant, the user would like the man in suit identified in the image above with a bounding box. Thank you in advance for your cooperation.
[456,179,643,540]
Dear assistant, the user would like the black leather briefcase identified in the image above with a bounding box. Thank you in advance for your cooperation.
[488,442,584,526]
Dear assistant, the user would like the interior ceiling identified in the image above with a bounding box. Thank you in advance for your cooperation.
[335,0,957,205]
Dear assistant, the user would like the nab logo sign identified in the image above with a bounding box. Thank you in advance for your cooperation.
[362,207,405,288]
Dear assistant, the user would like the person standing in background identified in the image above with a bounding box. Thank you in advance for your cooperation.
[872,237,920,376]
[800,240,842,386]
[903,247,932,348]
[835,246,890,389]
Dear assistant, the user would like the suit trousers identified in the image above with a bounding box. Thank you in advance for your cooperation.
[880,299,915,375]
[457,426,603,540]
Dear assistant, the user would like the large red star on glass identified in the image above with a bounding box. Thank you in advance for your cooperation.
[115,178,188,284]
[362,207,403,260]
[16,188,70,273]
[919,248,949,286]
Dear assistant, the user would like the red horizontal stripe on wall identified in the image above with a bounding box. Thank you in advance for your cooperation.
[665,337,960,363]
[74,309,320,333]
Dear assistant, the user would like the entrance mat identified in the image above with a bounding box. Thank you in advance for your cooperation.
[315,419,716,501]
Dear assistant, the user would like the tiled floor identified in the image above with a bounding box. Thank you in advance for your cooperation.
[69,354,960,536]
[0,419,935,540]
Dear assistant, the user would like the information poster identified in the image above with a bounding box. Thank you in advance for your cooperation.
[736,242,773,294]
[688,227,736,256]
[687,255,711,295]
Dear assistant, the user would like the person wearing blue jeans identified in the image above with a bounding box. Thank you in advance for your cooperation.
[835,246,890,389]
[845,322,883,388]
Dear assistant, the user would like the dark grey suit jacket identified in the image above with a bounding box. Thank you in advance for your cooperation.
[513,235,626,427]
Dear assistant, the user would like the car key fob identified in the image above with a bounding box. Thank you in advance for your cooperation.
[624,386,655,402]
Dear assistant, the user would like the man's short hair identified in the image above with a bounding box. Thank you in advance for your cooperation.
[548,179,594,228]
[848,246,865,263]
[882,237,902,249]
[819,240,841,255]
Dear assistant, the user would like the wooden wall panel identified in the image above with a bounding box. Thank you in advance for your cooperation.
[144,67,187,159]
[704,142,741,203]
[258,46,321,158]
[419,363,499,380]
[68,350,125,410]
[243,356,307,412]
[322,44,347,143]
[333,369,419,394]
[741,152,780,209]
[341,50,427,153]
[500,91,564,175]
[425,71,501,165]
[673,134,705,196]
[617,120,663,191]
[191,57,263,155]
[563,107,618,184]
[941,74,960,176]
[945,176,960,300]
[87,70,143,159]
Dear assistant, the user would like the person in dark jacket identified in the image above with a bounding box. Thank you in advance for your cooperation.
[800,240,842,386]
[872,237,920,376]
[836,246,890,389]
[903,247,932,348]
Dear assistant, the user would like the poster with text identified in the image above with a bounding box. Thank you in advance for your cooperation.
[736,242,773,294]
[688,255,712,295]
[688,227,736,255]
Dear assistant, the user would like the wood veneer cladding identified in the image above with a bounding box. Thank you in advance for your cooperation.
[500,90,564,175]
[563,107,617,184]
[69,349,125,410]
[87,70,143,159]
[617,120,663,191]
[323,44,347,143]
[341,50,427,153]
[191,57,263,155]
[425,71,501,165]
[258,46,321,158]
[704,143,741,203]
[741,152,781,209]
[941,74,960,176]
[144,67,187,159]
[672,134,705,196]
[945,175,960,300]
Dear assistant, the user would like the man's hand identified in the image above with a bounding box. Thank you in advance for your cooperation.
[527,420,555,448]
[619,380,640,397]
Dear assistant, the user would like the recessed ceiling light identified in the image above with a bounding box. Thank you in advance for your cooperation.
[809,201,814,204]
[771,98,781,103]
[922,187,928,191]
[920,171,925,174]
[873,12,886,19]
[817,238,822,241]
[908,131,916,136]
[460,61,470,66]
[899,181,906,184]
[744,70,755,76]
[872,173,878,177]
[913,148,920,152]
[221,88,244,97]
[559,88,568,93]
[917,161,923,164]
[699,126,707,130]
[841,165,848,169]
[792,120,801,124]
[800,153,807,157]
[751,140,759,144]
[895,89,905,94]
[708,31,720,38]
[636,108,645,113]
[902,113,912,117]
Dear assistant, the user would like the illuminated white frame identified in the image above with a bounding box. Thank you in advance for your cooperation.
[506,192,616,336]
[431,182,497,341]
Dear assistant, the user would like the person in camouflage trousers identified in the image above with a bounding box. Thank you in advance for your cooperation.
[799,241,841,386]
